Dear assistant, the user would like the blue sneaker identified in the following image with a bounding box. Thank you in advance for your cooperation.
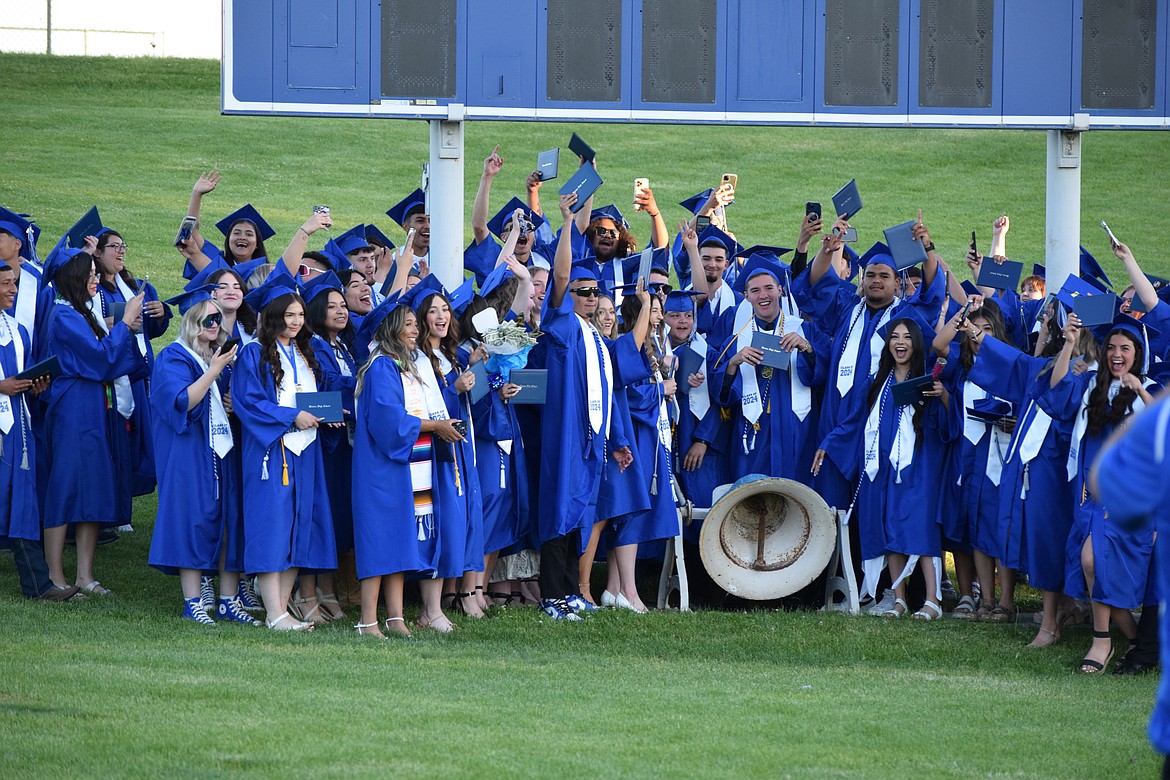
[181,597,216,626]
[199,575,216,613]
[218,596,262,626]
[236,578,264,612]
[540,598,583,622]
[564,594,598,613]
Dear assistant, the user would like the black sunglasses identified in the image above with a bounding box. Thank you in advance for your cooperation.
[649,283,673,294]
[571,288,601,298]
[200,313,223,329]
[593,228,620,239]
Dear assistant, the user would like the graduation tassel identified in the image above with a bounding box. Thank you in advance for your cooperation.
[453,455,462,496]
[280,441,289,486]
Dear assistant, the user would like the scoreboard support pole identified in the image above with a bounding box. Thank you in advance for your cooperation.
[427,106,466,291]
[1044,125,1085,291]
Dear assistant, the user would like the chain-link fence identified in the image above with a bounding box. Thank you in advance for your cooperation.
[0,1,228,57]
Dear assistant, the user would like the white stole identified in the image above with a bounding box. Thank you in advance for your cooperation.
[0,312,24,434]
[731,299,813,454]
[682,334,711,421]
[13,261,41,346]
[178,341,233,458]
[577,314,613,439]
[1067,376,1152,481]
[836,301,892,399]
[707,281,736,319]
[277,344,317,455]
[863,375,916,483]
[961,382,1009,487]
[113,275,148,357]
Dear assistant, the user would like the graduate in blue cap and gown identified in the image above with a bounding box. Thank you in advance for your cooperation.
[412,280,487,617]
[966,278,1100,628]
[148,286,260,626]
[689,227,744,343]
[457,258,536,597]
[0,207,50,349]
[0,263,44,548]
[599,282,681,612]
[1092,394,1170,756]
[1042,312,1160,670]
[535,193,633,620]
[930,298,1016,618]
[232,268,336,631]
[814,317,953,619]
[91,224,171,497]
[468,145,556,282]
[386,188,431,266]
[298,270,358,622]
[793,223,944,510]
[712,255,819,486]
[181,202,277,279]
[351,296,466,636]
[662,290,727,519]
[39,247,147,596]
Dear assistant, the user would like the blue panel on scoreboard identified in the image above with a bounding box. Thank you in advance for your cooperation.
[274,0,369,104]
[229,0,275,103]
[1001,0,1075,120]
[465,1,538,109]
[725,0,814,114]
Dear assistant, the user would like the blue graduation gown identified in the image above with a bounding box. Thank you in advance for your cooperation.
[147,343,243,574]
[536,292,611,544]
[436,354,484,576]
[821,376,951,561]
[98,282,170,496]
[937,350,1010,558]
[231,341,336,574]
[464,234,555,286]
[311,335,357,553]
[351,356,438,580]
[467,356,530,557]
[712,320,819,487]
[792,265,943,508]
[670,339,728,526]
[40,304,145,527]
[607,335,675,548]
[0,318,40,540]
[969,336,1073,586]
[596,335,649,526]
[1044,370,1156,609]
[1093,398,1170,753]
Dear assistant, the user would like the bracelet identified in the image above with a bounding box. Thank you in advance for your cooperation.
[297,227,309,237]
[647,211,659,218]
[924,242,936,253]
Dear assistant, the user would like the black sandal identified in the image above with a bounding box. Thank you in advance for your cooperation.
[1078,629,1115,674]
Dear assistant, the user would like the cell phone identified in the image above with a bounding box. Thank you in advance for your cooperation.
[806,202,822,221]
[174,215,197,248]
[1101,220,1120,248]
[451,419,467,437]
[958,299,974,322]
[404,227,416,251]
[633,178,649,211]
[834,226,858,243]
[721,173,737,199]
[970,230,977,255]
[695,215,711,231]
[218,337,241,356]
[313,205,330,217]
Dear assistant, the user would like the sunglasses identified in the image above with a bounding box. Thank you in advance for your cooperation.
[571,287,601,298]
[649,283,673,294]
[200,313,223,329]
[593,228,620,239]
[299,264,323,278]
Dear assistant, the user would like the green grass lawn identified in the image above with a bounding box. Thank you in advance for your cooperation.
[1,53,1167,778]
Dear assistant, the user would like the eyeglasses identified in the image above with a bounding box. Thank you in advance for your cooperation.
[200,313,222,329]
[571,287,601,298]
[299,264,323,278]
[87,272,100,281]
[593,228,620,239]
[649,283,673,295]
[106,243,128,252]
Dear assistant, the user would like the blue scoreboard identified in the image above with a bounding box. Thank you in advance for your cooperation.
[224,0,1168,129]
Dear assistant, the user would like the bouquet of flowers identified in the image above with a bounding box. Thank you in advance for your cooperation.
[481,319,537,381]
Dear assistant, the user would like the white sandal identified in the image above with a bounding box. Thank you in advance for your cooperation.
[883,598,909,618]
[913,601,943,621]
[266,611,313,631]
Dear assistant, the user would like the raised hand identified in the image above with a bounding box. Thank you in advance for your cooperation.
[483,145,504,178]
[193,170,221,196]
